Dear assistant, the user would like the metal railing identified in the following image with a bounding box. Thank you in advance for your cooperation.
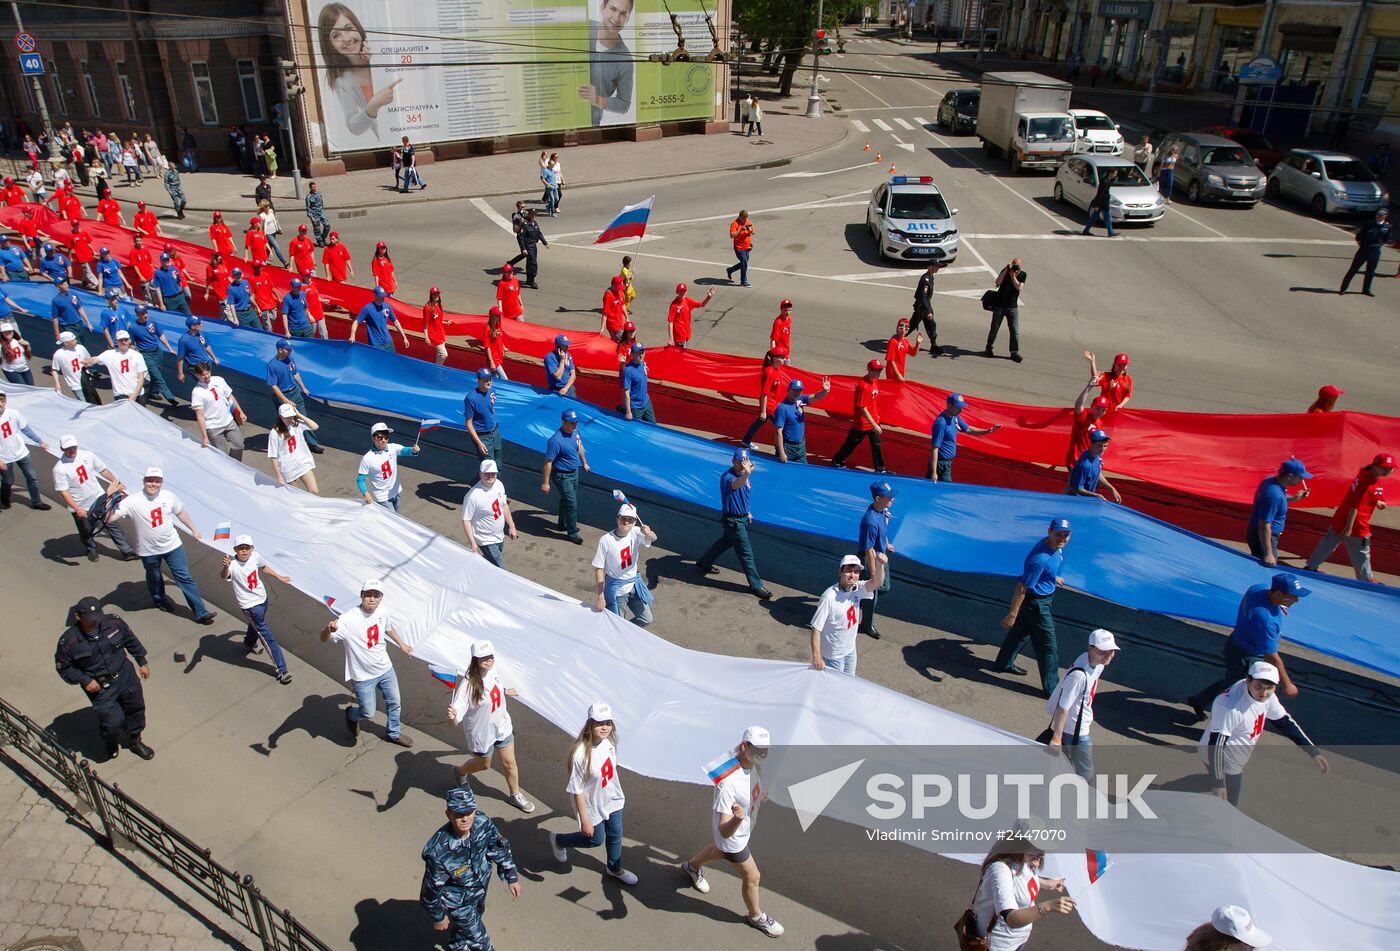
[0,696,334,951]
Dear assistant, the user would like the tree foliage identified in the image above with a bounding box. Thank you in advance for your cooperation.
[734,0,863,95]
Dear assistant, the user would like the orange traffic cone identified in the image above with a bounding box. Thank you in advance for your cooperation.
[889,162,896,173]
[863,142,871,152]
[874,151,882,161]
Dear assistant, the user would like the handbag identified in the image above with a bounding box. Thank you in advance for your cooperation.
[980,289,999,311]
[953,880,989,951]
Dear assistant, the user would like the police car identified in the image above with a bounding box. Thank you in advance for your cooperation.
[866,176,960,263]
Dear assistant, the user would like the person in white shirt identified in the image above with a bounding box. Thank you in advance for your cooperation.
[461,458,517,569]
[682,726,784,938]
[971,830,1074,951]
[82,331,147,402]
[547,702,636,884]
[220,535,293,684]
[357,421,420,512]
[1186,904,1273,950]
[49,331,99,404]
[1045,628,1119,781]
[1199,660,1327,806]
[0,390,51,510]
[319,578,414,747]
[266,402,320,494]
[1,318,35,385]
[51,433,134,561]
[591,503,656,625]
[190,362,245,461]
[448,640,534,812]
[810,552,886,675]
[106,467,216,624]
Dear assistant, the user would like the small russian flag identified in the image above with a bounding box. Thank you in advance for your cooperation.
[595,197,655,245]
[212,522,231,542]
[429,665,461,689]
[703,752,742,785]
[1086,848,1109,883]
[419,418,442,432]
[322,595,336,609]
[612,489,628,504]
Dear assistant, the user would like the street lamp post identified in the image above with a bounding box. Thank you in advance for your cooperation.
[806,0,826,118]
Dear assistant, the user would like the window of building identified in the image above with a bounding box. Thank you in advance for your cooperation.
[191,61,218,124]
[1163,17,1197,83]
[1359,37,1400,131]
[47,60,66,114]
[237,58,265,122]
[117,63,137,119]
[81,61,101,117]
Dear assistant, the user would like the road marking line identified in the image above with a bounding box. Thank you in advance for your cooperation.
[913,117,931,128]
[770,162,879,179]
[847,74,893,108]
[851,119,870,133]
[911,121,1065,227]
[959,233,1354,244]
[1165,205,1229,238]
[892,117,914,130]
[872,118,893,131]
[955,236,998,278]
[470,197,515,234]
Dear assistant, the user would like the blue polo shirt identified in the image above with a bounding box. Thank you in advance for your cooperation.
[281,292,311,334]
[1067,450,1102,494]
[719,469,751,516]
[227,279,252,311]
[544,351,573,392]
[51,290,85,328]
[128,318,163,352]
[773,396,810,443]
[151,265,183,297]
[1018,539,1063,597]
[0,246,27,276]
[930,412,970,458]
[1228,583,1282,656]
[176,330,209,369]
[621,361,649,410]
[354,302,397,348]
[39,254,69,282]
[544,428,582,472]
[265,355,299,391]
[463,386,498,432]
[98,306,129,340]
[858,505,889,555]
[1247,477,1289,537]
[95,257,123,287]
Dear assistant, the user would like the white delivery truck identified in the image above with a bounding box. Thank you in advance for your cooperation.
[976,72,1075,174]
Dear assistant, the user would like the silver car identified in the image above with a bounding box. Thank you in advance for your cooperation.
[1054,155,1165,224]
[866,176,960,263]
[1266,149,1391,216]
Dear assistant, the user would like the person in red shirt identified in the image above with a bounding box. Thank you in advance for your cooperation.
[133,201,160,238]
[208,210,235,258]
[769,299,794,356]
[96,189,124,228]
[322,231,353,283]
[599,275,628,340]
[371,241,397,296]
[1306,384,1345,413]
[740,350,789,448]
[1305,453,1394,581]
[831,359,887,471]
[15,208,39,264]
[299,271,328,338]
[289,224,317,276]
[68,221,97,288]
[244,217,270,267]
[484,307,508,379]
[1085,350,1133,412]
[615,321,638,374]
[250,263,279,331]
[496,263,523,321]
[203,252,233,321]
[422,286,448,364]
[667,282,713,348]
[884,319,923,381]
[0,177,24,206]
[1066,384,1111,469]
[165,244,191,290]
[127,233,156,302]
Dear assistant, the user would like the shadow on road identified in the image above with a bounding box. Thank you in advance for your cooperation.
[254,692,356,755]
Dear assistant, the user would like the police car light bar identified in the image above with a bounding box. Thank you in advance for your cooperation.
[890,176,935,184]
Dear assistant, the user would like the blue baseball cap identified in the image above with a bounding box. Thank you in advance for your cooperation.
[276,338,293,351]
[372,285,387,297]
[554,334,571,349]
[1089,429,1111,443]
[630,343,644,354]
[42,243,53,252]
[105,289,119,299]
[788,379,804,392]
[445,785,477,815]
[870,480,896,499]
[561,409,579,423]
[475,367,492,380]
[135,304,149,315]
[99,246,110,255]
[1050,517,1072,533]
[733,448,750,463]
[1270,573,1311,598]
[231,267,242,278]
[947,392,967,407]
[290,278,302,289]
[160,252,171,262]
[1279,458,1314,479]
[185,316,201,328]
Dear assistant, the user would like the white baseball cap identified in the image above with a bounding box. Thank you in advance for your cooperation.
[370,422,392,435]
[472,639,495,659]
[617,503,638,519]
[742,726,771,748]
[360,578,384,594]
[1088,628,1120,652]
[233,534,254,548]
[479,459,499,474]
[114,330,131,340]
[1211,905,1272,947]
[588,702,613,722]
[277,403,297,418]
[1247,661,1280,684]
[58,434,78,449]
[143,467,163,479]
[57,330,76,342]
[839,554,863,568]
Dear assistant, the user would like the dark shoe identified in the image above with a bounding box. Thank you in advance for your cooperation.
[127,736,155,760]
[1188,700,1207,723]
[862,627,881,640]
[31,501,52,510]
[248,641,265,655]
[1081,229,1091,236]
[104,740,120,761]
[568,535,583,545]
[831,461,847,469]
[752,588,773,601]
[1364,291,1375,297]
[276,671,293,685]
[122,551,138,561]
[1010,353,1023,364]
[996,663,1028,676]
[982,348,994,357]
[87,550,100,562]
[387,734,414,748]
[697,563,718,576]
[346,708,360,740]
[929,347,942,358]
[741,282,752,287]
[195,612,217,625]
[309,445,325,454]
[156,599,176,614]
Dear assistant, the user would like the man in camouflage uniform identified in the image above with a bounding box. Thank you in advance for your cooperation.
[420,786,520,950]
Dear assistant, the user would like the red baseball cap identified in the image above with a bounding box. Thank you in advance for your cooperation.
[136,201,145,208]
[780,298,792,308]
[328,231,339,239]
[1374,453,1396,468]
[675,282,687,294]
[250,216,260,225]
[376,241,387,250]
[1113,352,1129,366]
[501,263,513,273]
[298,224,308,232]
[429,286,439,295]
[623,321,636,332]
[1320,385,1345,397]
[897,317,910,327]
[212,210,222,218]
[611,275,624,286]
[867,358,884,371]
[488,306,503,317]
[1092,396,1111,409]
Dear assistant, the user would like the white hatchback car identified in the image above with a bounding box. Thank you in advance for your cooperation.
[1054,154,1165,223]
[866,176,960,263]
[1069,109,1124,155]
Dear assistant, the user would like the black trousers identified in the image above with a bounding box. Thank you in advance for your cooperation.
[908,309,937,349]
[524,246,540,284]
[1340,248,1381,294]
[88,663,146,743]
[831,428,885,470]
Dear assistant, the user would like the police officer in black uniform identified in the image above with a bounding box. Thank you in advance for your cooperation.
[910,261,943,356]
[54,597,154,761]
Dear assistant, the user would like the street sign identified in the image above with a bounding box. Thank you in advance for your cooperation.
[15,32,35,53]
[1237,55,1282,86]
[19,53,42,76]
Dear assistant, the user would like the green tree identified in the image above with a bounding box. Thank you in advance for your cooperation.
[734,0,861,97]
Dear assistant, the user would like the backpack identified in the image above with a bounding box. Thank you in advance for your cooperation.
[1035,665,1091,744]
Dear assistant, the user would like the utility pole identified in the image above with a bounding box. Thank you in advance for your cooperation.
[278,59,304,200]
[9,2,60,164]
[805,0,826,118]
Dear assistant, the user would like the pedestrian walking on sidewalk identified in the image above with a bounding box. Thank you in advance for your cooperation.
[696,449,773,600]
[593,503,657,625]
[1158,145,1179,202]
[106,468,217,624]
[321,579,415,747]
[993,517,1071,696]
[1304,453,1394,582]
[56,598,154,761]
[449,640,535,811]
[305,181,330,245]
[162,161,187,219]
[830,360,887,471]
[421,786,521,950]
[400,136,426,191]
[726,210,754,286]
[1133,136,1154,177]
[746,98,764,136]
[541,409,589,543]
[221,535,294,685]
[50,434,135,561]
[548,702,638,885]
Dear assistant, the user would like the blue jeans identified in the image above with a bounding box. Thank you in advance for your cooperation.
[728,248,750,284]
[374,495,402,513]
[137,349,176,402]
[242,602,288,674]
[823,652,858,675]
[1064,733,1093,782]
[265,233,290,267]
[1084,207,1116,236]
[556,809,625,872]
[604,574,654,626]
[1158,169,1174,197]
[350,667,402,738]
[479,542,505,568]
[1,453,42,506]
[2,368,34,385]
[140,544,208,617]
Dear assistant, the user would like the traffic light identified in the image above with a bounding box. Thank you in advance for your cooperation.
[280,59,305,99]
[815,29,831,55]
[272,102,287,128]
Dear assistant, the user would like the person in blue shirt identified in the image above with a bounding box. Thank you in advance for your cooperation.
[1246,458,1311,566]
[38,244,71,284]
[174,316,218,385]
[126,305,178,404]
[695,449,773,600]
[94,246,130,298]
[463,368,501,465]
[150,253,190,314]
[97,290,130,348]
[48,278,93,346]
[1065,429,1121,501]
[856,480,896,638]
[994,517,1072,695]
[620,344,654,423]
[1187,573,1309,720]
[0,235,32,280]
[773,377,831,464]
[544,335,576,396]
[265,339,322,451]
[541,409,589,544]
[927,392,1000,483]
[350,286,408,352]
[280,279,314,338]
[226,267,256,327]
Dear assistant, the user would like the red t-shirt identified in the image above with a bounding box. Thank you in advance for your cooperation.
[1096,370,1133,411]
[244,230,269,265]
[69,232,94,263]
[884,335,913,379]
[304,284,325,322]
[853,378,881,431]
[97,198,122,227]
[133,210,158,235]
[668,296,696,343]
[1330,471,1385,538]
[602,290,626,335]
[0,185,25,206]
[1067,408,1102,468]
[204,262,230,299]
[252,274,278,311]
[487,327,507,367]
[758,365,785,413]
[129,247,154,282]
[372,256,396,294]
[615,337,634,368]
[770,315,791,356]
[323,243,351,282]
[423,302,445,346]
[209,222,234,257]
[289,236,317,275]
[62,193,83,221]
[496,278,522,319]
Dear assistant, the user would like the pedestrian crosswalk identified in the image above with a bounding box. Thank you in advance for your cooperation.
[851,119,870,133]
[892,117,914,130]
[873,118,893,131]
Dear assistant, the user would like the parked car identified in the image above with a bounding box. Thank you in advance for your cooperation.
[1267,149,1390,216]
[1069,109,1125,155]
[866,175,960,263]
[937,89,980,135]
[957,29,998,49]
[1054,155,1165,224]
[1156,132,1266,205]
[1194,125,1288,170]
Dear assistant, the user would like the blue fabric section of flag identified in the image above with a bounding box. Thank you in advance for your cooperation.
[705,755,740,784]
[212,523,231,540]
[1086,849,1108,883]
[429,665,459,688]
[604,207,651,231]
[322,595,335,607]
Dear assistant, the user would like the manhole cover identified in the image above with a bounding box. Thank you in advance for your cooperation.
[7,939,85,951]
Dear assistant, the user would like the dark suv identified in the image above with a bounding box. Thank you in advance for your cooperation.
[937,90,980,135]
[1156,132,1267,206]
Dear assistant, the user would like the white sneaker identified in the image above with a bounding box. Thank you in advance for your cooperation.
[548,831,568,863]
[681,861,709,893]
[509,791,535,813]
[749,913,784,937]
[607,867,638,885]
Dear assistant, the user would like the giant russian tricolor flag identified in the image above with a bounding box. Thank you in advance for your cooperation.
[594,196,655,244]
